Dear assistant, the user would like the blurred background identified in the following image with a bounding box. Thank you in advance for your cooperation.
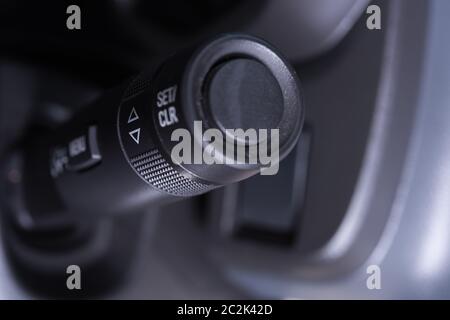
[1,0,449,299]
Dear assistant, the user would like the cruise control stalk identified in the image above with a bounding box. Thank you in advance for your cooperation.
[4,34,305,230]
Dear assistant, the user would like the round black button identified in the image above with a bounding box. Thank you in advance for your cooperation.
[205,58,283,142]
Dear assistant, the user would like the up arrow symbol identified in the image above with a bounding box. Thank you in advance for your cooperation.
[128,107,139,123]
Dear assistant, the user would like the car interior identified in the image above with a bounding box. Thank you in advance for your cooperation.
[0,0,449,299]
